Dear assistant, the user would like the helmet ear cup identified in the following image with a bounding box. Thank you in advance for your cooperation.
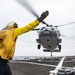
[14,23,18,28]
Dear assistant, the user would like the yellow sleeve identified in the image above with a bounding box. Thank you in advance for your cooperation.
[14,20,40,38]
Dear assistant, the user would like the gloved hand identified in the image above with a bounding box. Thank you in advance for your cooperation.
[37,10,49,22]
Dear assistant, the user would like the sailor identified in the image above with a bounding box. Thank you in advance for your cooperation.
[0,11,49,75]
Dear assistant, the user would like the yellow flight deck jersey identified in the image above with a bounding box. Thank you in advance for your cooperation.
[0,20,39,62]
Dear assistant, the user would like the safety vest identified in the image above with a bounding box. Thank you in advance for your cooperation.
[0,29,16,62]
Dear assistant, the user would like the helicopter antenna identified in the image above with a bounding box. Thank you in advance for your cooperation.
[17,0,50,26]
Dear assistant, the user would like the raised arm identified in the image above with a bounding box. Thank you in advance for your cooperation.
[14,20,39,38]
[14,11,49,38]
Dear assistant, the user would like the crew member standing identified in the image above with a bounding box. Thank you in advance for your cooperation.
[0,11,49,75]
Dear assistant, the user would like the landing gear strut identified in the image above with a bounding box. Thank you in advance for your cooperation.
[59,45,61,50]
[50,49,53,57]
[37,44,41,49]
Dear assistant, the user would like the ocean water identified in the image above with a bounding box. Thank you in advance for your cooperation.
[12,56,50,60]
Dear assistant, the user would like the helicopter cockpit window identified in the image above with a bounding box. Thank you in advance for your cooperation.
[46,27,51,30]
[41,27,46,30]
[51,28,54,30]
[51,27,57,31]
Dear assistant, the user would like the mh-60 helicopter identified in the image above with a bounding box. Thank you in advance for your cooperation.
[17,0,75,56]
[36,25,61,52]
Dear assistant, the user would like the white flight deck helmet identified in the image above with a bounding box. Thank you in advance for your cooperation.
[2,21,18,30]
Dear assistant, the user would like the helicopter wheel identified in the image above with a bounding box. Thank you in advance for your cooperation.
[37,44,41,49]
[59,45,61,50]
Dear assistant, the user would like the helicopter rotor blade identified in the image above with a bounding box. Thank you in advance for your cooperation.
[17,0,39,18]
[56,22,75,27]
[17,0,50,26]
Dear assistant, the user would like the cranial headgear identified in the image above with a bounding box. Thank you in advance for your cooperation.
[6,21,18,28]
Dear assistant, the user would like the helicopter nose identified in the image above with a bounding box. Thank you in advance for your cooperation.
[44,29,49,35]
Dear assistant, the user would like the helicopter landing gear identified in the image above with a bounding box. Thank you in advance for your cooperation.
[59,45,61,50]
[37,44,41,49]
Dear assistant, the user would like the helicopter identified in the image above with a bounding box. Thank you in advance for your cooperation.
[17,0,75,57]
[35,25,61,52]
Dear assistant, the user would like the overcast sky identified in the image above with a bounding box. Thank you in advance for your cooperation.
[0,0,75,57]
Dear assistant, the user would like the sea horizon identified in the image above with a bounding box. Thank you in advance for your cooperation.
[13,56,51,60]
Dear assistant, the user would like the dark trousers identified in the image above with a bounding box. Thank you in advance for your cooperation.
[0,57,12,75]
